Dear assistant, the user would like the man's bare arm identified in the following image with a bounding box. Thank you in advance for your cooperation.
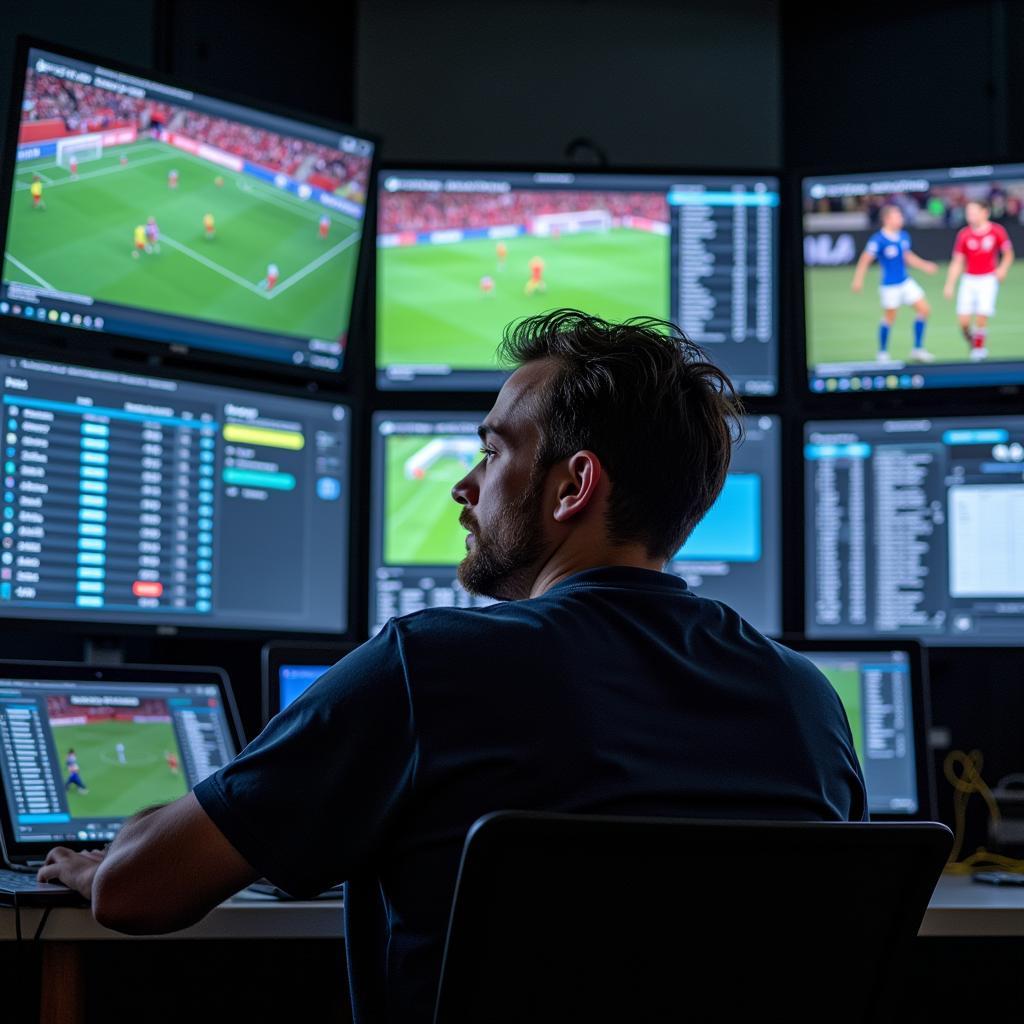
[39,792,258,934]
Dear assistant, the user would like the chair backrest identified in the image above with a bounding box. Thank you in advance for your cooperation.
[434,812,952,1024]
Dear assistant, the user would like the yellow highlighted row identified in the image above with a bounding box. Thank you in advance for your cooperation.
[222,423,305,450]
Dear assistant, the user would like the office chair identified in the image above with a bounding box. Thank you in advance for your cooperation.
[434,812,952,1024]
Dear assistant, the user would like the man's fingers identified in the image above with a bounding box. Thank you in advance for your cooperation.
[37,862,63,883]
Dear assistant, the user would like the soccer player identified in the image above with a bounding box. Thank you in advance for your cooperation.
[145,216,161,253]
[943,198,1014,362]
[69,156,78,178]
[132,224,148,259]
[203,212,215,240]
[168,169,179,189]
[496,241,508,270]
[525,256,546,296]
[116,742,126,765]
[850,204,938,363]
[480,275,495,296]
[30,175,45,211]
[120,154,128,167]
[319,214,330,240]
[265,263,279,291]
[65,749,87,793]
[165,750,180,775]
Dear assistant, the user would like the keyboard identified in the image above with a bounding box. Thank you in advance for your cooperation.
[0,867,70,893]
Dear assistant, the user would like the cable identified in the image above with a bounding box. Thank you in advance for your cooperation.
[33,905,52,941]
[943,749,1024,874]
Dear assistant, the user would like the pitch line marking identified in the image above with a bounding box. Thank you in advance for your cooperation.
[266,233,360,299]
[13,150,176,191]
[160,235,266,296]
[3,252,54,290]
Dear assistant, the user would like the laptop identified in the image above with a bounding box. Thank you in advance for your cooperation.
[784,638,935,820]
[261,641,356,726]
[0,661,242,905]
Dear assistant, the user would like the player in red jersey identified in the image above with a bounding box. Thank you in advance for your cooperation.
[168,168,179,189]
[480,274,495,296]
[944,198,1014,361]
[319,214,330,240]
[265,263,279,291]
[69,156,78,178]
[165,750,180,775]
[524,256,546,296]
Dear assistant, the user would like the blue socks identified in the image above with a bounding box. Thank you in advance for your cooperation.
[879,322,890,352]
[913,318,926,349]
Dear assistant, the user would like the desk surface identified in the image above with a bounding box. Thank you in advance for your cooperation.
[2,874,1023,942]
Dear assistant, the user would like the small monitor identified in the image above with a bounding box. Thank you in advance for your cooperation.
[370,412,781,637]
[669,415,782,636]
[785,639,932,819]
[0,351,350,633]
[805,415,1024,645]
[0,40,375,373]
[261,641,357,724]
[377,168,780,394]
[804,163,1024,393]
[369,411,496,635]
[0,661,241,858]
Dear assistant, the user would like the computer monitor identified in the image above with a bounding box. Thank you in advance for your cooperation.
[260,641,357,724]
[0,351,350,633]
[0,661,241,858]
[377,168,780,395]
[669,414,781,636]
[0,39,375,373]
[803,163,1024,393]
[785,639,931,819]
[370,412,781,637]
[805,415,1024,645]
[369,411,496,635]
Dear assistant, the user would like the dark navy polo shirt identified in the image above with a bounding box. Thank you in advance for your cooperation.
[194,566,866,1022]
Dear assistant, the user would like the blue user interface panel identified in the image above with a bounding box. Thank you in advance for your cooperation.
[0,353,350,632]
[805,416,1024,644]
[665,414,781,635]
[279,663,329,711]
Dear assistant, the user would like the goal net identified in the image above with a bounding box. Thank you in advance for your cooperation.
[530,209,613,237]
[56,134,103,169]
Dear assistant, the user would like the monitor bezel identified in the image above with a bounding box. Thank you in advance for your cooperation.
[373,161,783,396]
[0,342,355,641]
[0,659,244,862]
[260,641,359,726]
[0,35,379,387]
[797,158,1024,403]
[782,636,935,821]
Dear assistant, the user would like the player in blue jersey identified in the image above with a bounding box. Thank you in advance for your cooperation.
[65,749,88,794]
[850,204,939,363]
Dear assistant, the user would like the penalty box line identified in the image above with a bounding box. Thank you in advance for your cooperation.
[3,252,55,290]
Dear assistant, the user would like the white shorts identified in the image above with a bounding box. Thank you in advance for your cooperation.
[879,278,925,310]
[957,273,999,317]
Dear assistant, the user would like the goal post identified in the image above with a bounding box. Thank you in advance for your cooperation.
[56,134,103,169]
[530,209,613,237]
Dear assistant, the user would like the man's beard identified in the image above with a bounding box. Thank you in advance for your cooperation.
[457,470,547,601]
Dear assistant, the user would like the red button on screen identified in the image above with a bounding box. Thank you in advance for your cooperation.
[132,581,164,598]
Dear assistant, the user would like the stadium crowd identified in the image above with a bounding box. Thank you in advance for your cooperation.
[806,183,1024,227]
[379,190,669,233]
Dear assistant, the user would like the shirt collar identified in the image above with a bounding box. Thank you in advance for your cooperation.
[543,565,689,595]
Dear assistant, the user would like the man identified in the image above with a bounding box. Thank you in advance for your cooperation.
[203,212,215,240]
[131,224,147,259]
[30,174,45,211]
[943,198,1014,362]
[39,310,865,1023]
[64,749,87,793]
[525,254,546,295]
[319,214,331,240]
[850,203,938,363]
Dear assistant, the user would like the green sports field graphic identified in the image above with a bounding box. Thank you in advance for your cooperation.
[4,140,361,342]
[819,666,864,765]
[55,719,187,819]
[377,229,669,371]
[384,434,478,566]
[806,265,1024,368]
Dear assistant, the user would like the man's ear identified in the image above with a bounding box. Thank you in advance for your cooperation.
[552,451,603,523]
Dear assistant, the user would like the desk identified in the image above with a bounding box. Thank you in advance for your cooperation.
[919,874,1024,937]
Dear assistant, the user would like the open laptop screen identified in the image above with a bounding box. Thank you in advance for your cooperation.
[0,663,238,853]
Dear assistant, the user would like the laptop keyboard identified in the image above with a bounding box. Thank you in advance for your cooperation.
[0,867,66,891]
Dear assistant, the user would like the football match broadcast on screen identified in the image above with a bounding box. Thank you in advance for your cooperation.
[804,164,1024,392]
[2,48,374,370]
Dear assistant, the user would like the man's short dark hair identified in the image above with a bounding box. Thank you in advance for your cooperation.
[966,198,991,211]
[497,309,742,560]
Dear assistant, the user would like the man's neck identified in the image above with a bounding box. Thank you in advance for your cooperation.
[528,547,664,599]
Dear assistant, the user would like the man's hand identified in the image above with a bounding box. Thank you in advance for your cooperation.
[996,266,1008,283]
[37,847,106,900]
[923,260,939,274]
[943,282,954,300]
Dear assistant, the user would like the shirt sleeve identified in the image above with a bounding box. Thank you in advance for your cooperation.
[953,230,968,255]
[865,235,879,255]
[998,224,1013,250]
[193,620,418,897]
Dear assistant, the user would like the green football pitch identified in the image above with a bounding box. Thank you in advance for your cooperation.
[55,719,187,819]
[4,140,362,341]
[385,434,474,566]
[806,265,1024,368]
[377,229,669,370]
[819,667,864,765]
